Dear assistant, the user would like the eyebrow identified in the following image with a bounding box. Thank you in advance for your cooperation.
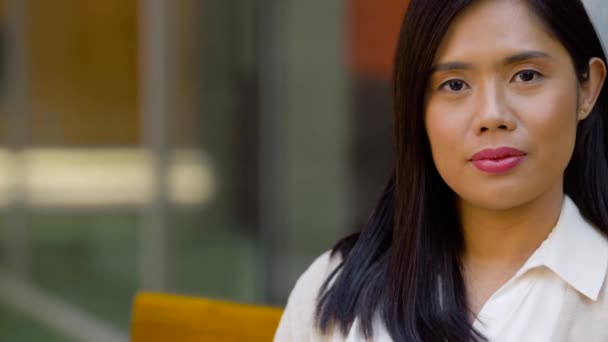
[430,50,553,73]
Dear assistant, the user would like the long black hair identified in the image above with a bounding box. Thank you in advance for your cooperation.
[315,0,608,341]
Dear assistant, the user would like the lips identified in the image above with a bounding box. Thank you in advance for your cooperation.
[470,147,527,174]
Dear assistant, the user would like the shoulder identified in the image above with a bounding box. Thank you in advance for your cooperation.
[553,261,608,342]
[294,250,344,298]
[274,250,344,341]
[285,250,344,315]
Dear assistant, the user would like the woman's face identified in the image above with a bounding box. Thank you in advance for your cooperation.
[424,0,603,210]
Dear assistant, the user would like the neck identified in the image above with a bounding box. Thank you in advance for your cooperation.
[459,185,564,268]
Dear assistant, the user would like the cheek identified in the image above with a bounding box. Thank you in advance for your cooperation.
[518,79,578,148]
[516,85,578,169]
[424,102,469,180]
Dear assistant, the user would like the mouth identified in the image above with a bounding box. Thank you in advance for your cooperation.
[470,147,527,174]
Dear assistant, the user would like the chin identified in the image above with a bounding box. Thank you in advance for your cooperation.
[456,186,538,211]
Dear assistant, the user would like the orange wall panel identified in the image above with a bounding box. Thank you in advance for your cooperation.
[349,0,409,79]
[27,0,138,145]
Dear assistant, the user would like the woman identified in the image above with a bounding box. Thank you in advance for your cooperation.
[275,0,608,341]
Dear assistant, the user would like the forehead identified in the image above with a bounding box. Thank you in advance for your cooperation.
[434,0,567,63]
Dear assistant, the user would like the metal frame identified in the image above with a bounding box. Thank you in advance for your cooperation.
[257,0,289,305]
[138,0,172,292]
[4,0,29,279]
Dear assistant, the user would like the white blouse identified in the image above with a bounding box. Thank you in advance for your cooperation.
[274,196,608,341]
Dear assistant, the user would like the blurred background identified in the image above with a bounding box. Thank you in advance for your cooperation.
[0,0,404,340]
[0,0,606,341]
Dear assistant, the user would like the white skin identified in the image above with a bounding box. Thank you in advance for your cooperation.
[424,0,606,317]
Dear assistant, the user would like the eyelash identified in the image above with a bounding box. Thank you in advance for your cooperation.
[438,70,544,92]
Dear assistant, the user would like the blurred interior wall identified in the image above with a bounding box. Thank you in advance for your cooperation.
[26,0,137,145]
[283,0,351,298]
[348,0,408,230]
[583,0,608,49]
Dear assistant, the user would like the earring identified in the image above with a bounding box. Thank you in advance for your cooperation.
[579,108,586,119]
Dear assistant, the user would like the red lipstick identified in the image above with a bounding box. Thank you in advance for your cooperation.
[471,147,526,174]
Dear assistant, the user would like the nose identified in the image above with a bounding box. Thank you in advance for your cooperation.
[473,82,517,135]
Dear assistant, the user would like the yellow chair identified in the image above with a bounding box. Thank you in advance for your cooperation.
[130,292,284,342]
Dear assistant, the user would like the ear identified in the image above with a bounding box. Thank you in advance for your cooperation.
[578,57,607,121]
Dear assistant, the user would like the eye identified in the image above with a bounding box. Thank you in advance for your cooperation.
[439,79,469,92]
[513,70,542,83]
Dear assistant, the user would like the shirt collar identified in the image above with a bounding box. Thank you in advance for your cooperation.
[519,196,608,301]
